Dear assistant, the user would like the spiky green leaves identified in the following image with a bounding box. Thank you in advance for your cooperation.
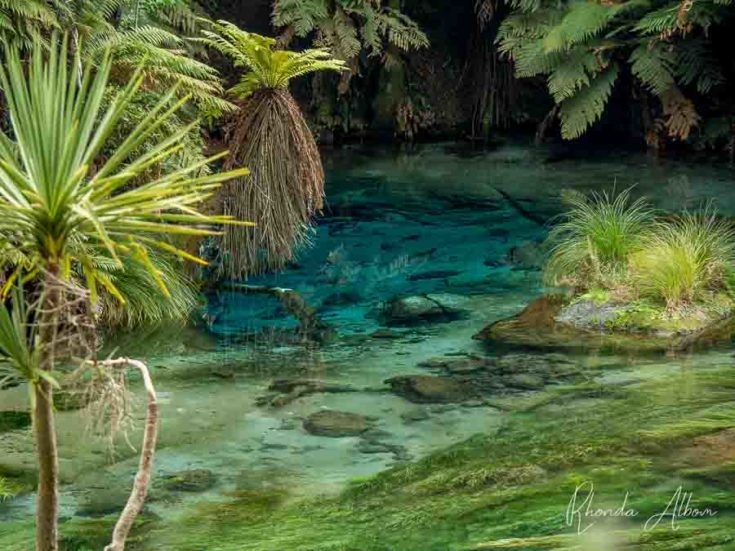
[202,21,346,98]
[0,37,251,306]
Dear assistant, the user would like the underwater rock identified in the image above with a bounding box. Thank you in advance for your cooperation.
[385,375,474,403]
[504,373,545,390]
[417,356,490,374]
[505,241,546,270]
[322,290,362,307]
[400,408,430,423]
[259,379,356,408]
[0,410,31,433]
[76,487,132,517]
[382,293,470,325]
[475,294,735,352]
[407,269,462,281]
[303,410,372,437]
[162,469,217,493]
[370,329,404,339]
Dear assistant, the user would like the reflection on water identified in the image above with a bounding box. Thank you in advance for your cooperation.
[2,143,735,549]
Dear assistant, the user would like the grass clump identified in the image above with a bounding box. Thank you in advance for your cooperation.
[545,190,735,319]
[631,210,735,309]
[545,188,652,291]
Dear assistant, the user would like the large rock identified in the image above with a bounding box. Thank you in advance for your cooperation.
[386,375,474,403]
[303,410,371,437]
[382,293,470,325]
[475,295,735,352]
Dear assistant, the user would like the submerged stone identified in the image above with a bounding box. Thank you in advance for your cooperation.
[162,469,217,493]
[407,270,462,281]
[382,293,470,325]
[385,375,474,403]
[259,379,356,408]
[303,410,371,437]
[417,356,489,374]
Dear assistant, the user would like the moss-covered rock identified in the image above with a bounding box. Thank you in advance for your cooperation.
[475,294,735,352]
[385,374,475,403]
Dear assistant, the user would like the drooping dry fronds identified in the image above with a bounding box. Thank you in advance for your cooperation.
[203,23,343,279]
[218,88,325,278]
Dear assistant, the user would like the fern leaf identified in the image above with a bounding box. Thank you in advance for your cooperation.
[559,62,619,139]
[630,40,676,96]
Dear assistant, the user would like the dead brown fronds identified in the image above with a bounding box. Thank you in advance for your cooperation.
[217,88,325,279]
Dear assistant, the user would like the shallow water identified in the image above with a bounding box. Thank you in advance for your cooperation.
[2,142,735,549]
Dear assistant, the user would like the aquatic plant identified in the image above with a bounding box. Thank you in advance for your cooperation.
[0,36,249,551]
[544,188,652,291]
[0,476,16,500]
[631,209,735,309]
[203,22,345,278]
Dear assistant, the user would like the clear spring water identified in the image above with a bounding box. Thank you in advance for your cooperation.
[2,142,735,548]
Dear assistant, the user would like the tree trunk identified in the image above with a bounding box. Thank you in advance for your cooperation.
[104,359,159,551]
[35,266,61,551]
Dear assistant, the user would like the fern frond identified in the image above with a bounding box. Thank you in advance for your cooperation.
[559,63,619,139]
[203,20,346,98]
[548,46,605,102]
[676,37,723,93]
[630,40,676,96]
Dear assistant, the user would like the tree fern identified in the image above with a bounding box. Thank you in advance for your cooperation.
[547,46,605,102]
[202,20,345,98]
[630,40,676,96]
[542,2,617,53]
[500,0,728,141]
[272,0,427,61]
[559,63,619,139]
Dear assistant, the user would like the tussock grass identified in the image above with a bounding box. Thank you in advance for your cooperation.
[545,190,735,314]
[545,188,652,290]
[631,210,735,309]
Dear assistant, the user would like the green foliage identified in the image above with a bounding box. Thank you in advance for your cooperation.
[498,0,730,140]
[0,36,249,321]
[202,21,346,98]
[1,0,232,119]
[272,0,428,61]
[631,210,735,308]
[0,287,39,390]
[559,63,619,139]
[544,188,652,289]
[0,476,16,500]
[0,0,56,45]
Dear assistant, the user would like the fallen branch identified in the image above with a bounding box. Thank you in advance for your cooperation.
[220,283,335,344]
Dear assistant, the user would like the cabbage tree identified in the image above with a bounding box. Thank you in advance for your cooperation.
[0,36,249,551]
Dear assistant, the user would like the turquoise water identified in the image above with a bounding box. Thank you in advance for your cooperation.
[2,143,735,549]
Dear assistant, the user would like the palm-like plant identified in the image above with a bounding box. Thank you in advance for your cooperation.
[203,22,345,278]
[0,37,249,551]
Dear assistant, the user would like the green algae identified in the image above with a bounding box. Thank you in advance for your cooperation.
[126,365,735,551]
